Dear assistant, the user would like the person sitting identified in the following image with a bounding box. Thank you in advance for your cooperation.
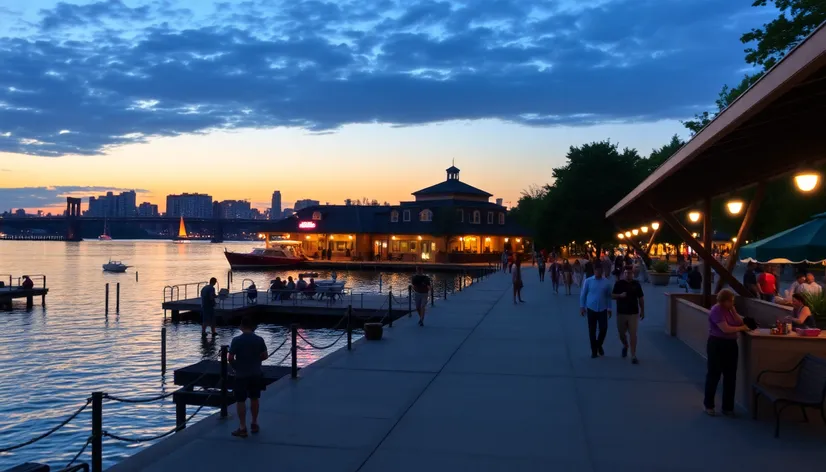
[283,276,296,300]
[306,278,317,297]
[785,293,817,329]
[296,275,308,292]
[21,276,34,290]
[687,266,702,294]
[270,278,283,300]
[246,282,258,304]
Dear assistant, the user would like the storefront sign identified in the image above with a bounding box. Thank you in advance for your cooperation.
[298,221,317,230]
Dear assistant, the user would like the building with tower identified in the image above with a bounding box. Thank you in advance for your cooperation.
[270,191,281,220]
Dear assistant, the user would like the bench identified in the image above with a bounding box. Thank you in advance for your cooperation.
[752,354,826,437]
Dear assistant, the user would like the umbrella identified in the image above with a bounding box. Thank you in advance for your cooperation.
[740,212,826,264]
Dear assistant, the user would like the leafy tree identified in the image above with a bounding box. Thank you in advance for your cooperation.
[642,134,684,175]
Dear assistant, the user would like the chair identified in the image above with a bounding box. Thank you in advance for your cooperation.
[752,354,826,437]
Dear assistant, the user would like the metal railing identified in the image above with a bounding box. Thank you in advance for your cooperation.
[163,281,208,303]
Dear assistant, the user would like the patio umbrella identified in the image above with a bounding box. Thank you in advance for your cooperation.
[739,212,826,264]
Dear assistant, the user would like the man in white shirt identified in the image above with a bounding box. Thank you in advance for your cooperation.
[580,265,613,358]
[800,273,823,297]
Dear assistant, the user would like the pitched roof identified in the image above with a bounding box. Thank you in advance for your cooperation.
[412,179,492,197]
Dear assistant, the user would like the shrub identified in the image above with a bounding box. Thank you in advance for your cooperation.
[651,260,670,274]
[803,292,826,327]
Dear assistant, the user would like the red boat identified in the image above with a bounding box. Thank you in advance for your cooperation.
[224,239,308,269]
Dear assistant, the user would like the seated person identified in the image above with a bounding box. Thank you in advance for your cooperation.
[21,276,34,290]
[785,293,817,329]
[270,278,283,300]
[246,282,258,304]
[284,276,296,300]
[296,275,308,292]
[306,278,317,296]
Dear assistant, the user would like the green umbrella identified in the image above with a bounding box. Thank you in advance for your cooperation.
[740,213,826,263]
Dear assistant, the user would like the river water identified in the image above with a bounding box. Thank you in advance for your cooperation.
[0,240,468,469]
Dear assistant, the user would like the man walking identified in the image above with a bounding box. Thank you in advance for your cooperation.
[411,267,432,326]
[200,277,218,336]
[580,265,613,358]
[612,268,645,364]
[228,317,268,438]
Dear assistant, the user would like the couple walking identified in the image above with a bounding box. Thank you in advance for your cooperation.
[579,266,645,363]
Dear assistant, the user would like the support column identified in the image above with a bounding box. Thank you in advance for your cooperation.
[715,183,765,293]
[702,197,712,303]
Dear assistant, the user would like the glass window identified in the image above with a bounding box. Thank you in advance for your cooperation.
[391,210,399,222]
[457,209,464,222]
[487,212,493,224]
[400,241,409,252]
[312,211,322,220]
[391,240,400,252]
[472,210,480,224]
[403,210,411,222]
[498,213,505,225]
[420,209,432,222]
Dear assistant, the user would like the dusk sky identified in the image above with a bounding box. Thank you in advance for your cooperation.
[0,0,774,213]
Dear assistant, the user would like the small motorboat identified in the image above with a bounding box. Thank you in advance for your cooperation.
[102,260,130,272]
[298,272,319,278]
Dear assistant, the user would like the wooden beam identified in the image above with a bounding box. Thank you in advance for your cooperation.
[654,205,752,298]
[715,183,766,293]
[646,229,658,255]
[702,197,713,303]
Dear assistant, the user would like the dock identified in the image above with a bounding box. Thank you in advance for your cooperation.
[288,260,495,272]
[113,267,826,472]
[0,275,48,310]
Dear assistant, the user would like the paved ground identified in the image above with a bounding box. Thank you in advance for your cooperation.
[111,267,826,472]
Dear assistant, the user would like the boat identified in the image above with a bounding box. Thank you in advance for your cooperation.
[99,219,112,240]
[224,237,308,269]
[298,272,319,278]
[173,217,190,244]
[102,260,130,272]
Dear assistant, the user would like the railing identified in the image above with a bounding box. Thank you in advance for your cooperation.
[0,274,12,287]
[163,281,208,303]
[0,273,47,289]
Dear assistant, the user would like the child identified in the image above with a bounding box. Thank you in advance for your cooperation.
[228,317,268,438]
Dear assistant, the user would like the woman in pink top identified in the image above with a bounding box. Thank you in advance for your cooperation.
[703,289,750,416]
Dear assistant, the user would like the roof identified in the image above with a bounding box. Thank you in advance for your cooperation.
[446,165,460,173]
[606,21,826,223]
[412,179,493,197]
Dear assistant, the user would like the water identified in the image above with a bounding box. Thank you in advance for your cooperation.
[0,240,468,469]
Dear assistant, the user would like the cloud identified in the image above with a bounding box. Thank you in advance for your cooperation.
[0,186,149,210]
[0,0,765,157]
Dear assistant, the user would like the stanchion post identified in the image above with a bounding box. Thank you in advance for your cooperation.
[91,391,103,472]
[347,305,352,350]
[227,271,231,291]
[220,345,229,418]
[408,285,412,316]
[290,324,298,378]
[161,327,167,373]
[388,292,393,328]
[116,282,120,313]
[105,283,109,315]
[136,271,139,282]
[430,283,434,307]
[444,282,447,300]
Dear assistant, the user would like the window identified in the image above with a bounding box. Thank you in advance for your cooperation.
[312,211,322,221]
[403,210,411,222]
[420,209,432,222]
[498,213,505,225]
[472,210,481,224]
[457,209,464,222]
[487,212,494,224]
[391,210,399,222]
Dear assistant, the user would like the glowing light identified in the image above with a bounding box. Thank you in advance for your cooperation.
[285,234,290,239]
[459,237,463,241]
[632,229,639,236]
[485,237,491,241]
[692,232,699,238]
[504,238,509,242]
[688,211,701,223]
[391,235,396,240]
[516,238,521,243]
[305,236,310,240]
[732,237,738,243]
[641,226,648,233]
[617,233,625,239]
[624,231,631,238]
[330,235,334,239]
[651,222,660,230]
[298,221,316,229]
[257,233,264,239]
[726,200,744,215]
[795,172,820,192]
[417,235,422,240]
[348,235,353,240]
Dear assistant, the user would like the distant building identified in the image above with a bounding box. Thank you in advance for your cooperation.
[294,199,320,211]
[87,190,137,217]
[281,208,295,219]
[137,202,159,217]
[216,200,252,219]
[270,191,281,220]
[14,208,26,217]
[250,208,263,219]
[166,193,213,218]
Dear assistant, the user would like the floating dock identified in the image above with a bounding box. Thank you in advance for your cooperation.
[0,275,48,310]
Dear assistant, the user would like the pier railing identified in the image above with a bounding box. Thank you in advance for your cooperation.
[163,281,208,303]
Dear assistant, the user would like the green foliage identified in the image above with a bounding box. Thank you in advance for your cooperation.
[651,260,670,274]
[803,291,826,327]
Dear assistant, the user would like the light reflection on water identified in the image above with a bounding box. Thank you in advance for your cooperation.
[0,241,467,469]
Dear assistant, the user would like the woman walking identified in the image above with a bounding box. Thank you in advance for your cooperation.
[512,259,524,304]
[704,289,750,416]
[549,259,561,294]
[562,259,573,295]
[573,259,583,287]
[537,253,546,282]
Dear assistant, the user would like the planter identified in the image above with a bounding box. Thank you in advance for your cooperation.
[649,272,671,286]
[363,322,383,341]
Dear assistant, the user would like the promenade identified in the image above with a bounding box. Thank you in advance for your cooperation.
[111,267,826,472]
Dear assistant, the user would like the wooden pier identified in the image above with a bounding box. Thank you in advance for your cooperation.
[0,275,48,310]
[293,260,493,273]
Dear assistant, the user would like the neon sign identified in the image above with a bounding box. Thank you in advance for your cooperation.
[298,221,317,230]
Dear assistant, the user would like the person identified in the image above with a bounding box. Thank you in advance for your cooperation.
[285,276,296,300]
[331,270,338,282]
[562,259,573,295]
[788,273,806,296]
[743,262,759,297]
[200,277,218,336]
[687,266,702,294]
[512,259,524,304]
[296,275,308,292]
[757,265,778,302]
[228,317,268,438]
[584,258,595,279]
[613,252,624,280]
[785,293,817,329]
[580,265,613,358]
[501,250,508,273]
[411,267,432,326]
[704,289,750,416]
[306,277,318,298]
[800,273,823,297]
[537,253,546,282]
[573,259,583,287]
[21,275,34,290]
[246,281,258,304]
[612,268,645,364]
[549,259,561,294]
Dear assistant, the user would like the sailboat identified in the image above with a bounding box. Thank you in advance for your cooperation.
[99,219,112,240]
[173,216,190,244]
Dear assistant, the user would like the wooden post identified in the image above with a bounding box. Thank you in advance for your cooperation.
[715,183,765,293]
[105,283,109,315]
[646,229,659,255]
[290,324,298,378]
[91,391,103,472]
[116,282,120,313]
[220,345,228,418]
[347,305,352,350]
[702,197,712,304]
[161,327,167,373]
[408,285,412,317]
[175,396,186,432]
[388,292,393,328]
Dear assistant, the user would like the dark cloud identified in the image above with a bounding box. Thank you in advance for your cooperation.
[0,186,149,210]
[0,0,762,157]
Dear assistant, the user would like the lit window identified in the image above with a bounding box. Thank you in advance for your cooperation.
[420,209,432,222]
[403,210,411,222]
[472,210,480,224]
[487,212,493,224]
[498,213,505,225]
[312,211,322,221]
[457,209,464,222]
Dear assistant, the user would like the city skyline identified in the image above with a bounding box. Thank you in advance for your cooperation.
[0,0,776,213]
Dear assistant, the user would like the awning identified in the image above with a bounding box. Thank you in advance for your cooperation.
[739,213,826,264]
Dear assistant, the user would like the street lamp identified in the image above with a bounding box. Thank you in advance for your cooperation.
[688,211,701,223]
[641,226,649,233]
[794,172,820,192]
[726,200,744,216]
[651,222,660,230]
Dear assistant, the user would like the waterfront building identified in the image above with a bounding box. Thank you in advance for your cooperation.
[166,193,213,218]
[215,199,252,219]
[262,166,529,262]
[281,208,295,219]
[294,199,320,211]
[137,202,159,217]
[86,190,137,217]
[270,191,281,219]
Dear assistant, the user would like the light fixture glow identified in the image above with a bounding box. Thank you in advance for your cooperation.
[632,229,639,236]
[726,200,744,215]
[732,237,738,243]
[391,235,396,240]
[641,226,649,233]
[617,233,625,239]
[651,222,660,230]
[516,238,522,243]
[348,235,353,240]
[624,231,631,237]
[692,232,699,238]
[688,211,701,223]
[417,235,422,240]
[504,237,509,242]
[305,235,310,240]
[794,172,820,192]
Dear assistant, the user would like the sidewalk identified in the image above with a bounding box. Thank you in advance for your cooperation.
[111,267,826,472]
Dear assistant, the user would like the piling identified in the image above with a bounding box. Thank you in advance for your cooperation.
[220,345,228,418]
[408,285,412,317]
[388,292,393,328]
[116,282,120,313]
[91,391,103,472]
[290,324,298,378]
[105,283,109,315]
[136,271,139,282]
[161,327,167,373]
[347,305,352,350]
[431,284,435,307]
[444,282,447,300]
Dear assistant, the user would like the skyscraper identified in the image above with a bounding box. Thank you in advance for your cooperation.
[86,190,137,217]
[270,191,282,220]
[166,193,213,218]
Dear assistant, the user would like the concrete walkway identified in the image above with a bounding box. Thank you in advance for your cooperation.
[111,267,826,472]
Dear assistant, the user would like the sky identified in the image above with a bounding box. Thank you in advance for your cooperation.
[0,0,775,213]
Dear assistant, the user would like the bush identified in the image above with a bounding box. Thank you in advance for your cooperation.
[803,292,826,327]
[651,260,670,274]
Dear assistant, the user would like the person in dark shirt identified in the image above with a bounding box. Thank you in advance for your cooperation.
[584,259,595,279]
[687,266,702,293]
[411,267,432,326]
[612,268,645,364]
[21,275,34,290]
[228,317,268,438]
[200,277,218,337]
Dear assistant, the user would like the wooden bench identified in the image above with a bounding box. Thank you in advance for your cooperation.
[752,354,826,437]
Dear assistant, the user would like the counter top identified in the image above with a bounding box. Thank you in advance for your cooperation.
[746,328,826,340]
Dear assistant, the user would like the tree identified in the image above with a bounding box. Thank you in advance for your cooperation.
[642,134,684,175]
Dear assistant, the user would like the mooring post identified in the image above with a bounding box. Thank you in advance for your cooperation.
[431,284,435,307]
[105,283,109,315]
[408,285,412,317]
[161,327,167,373]
[220,345,229,418]
[175,396,186,432]
[388,292,393,328]
[91,391,103,472]
[444,282,447,300]
[227,271,231,291]
[347,305,352,350]
[136,271,139,282]
[116,282,120,313]
[459,275,462,291]
[290,324,298,379]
